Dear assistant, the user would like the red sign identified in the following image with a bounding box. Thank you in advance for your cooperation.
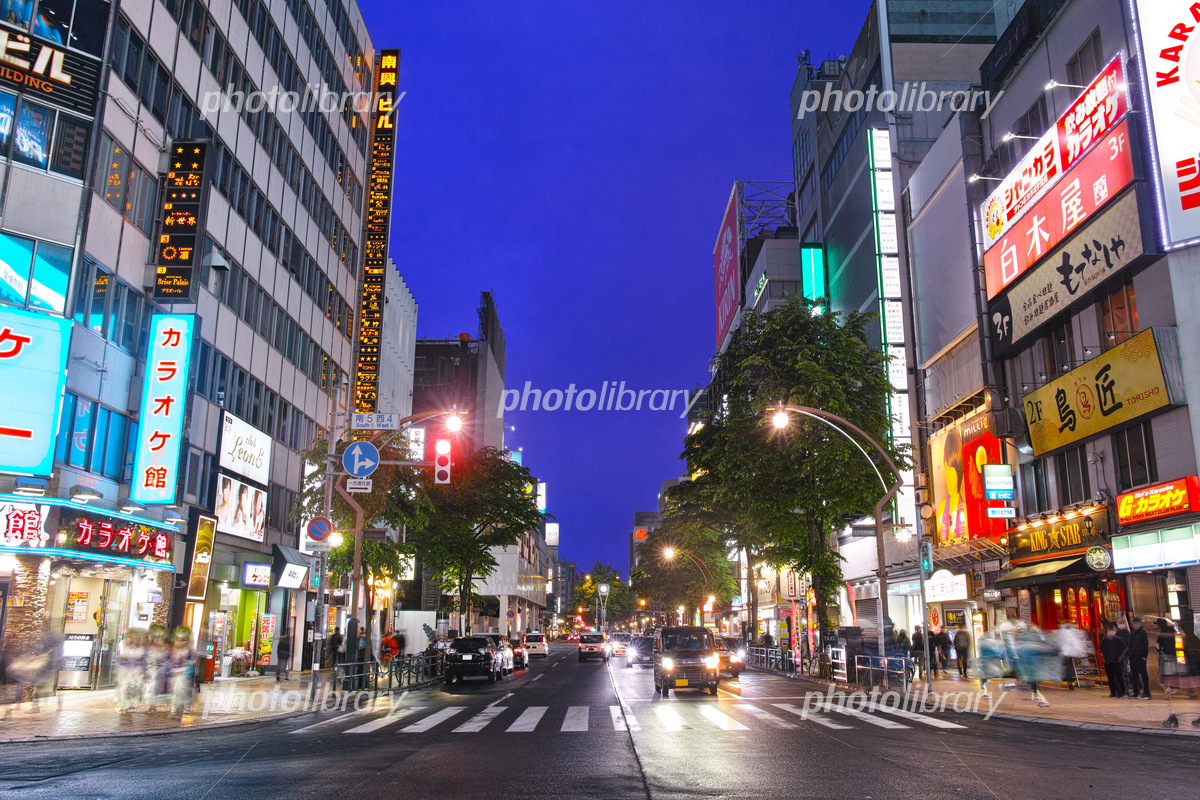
[1117,476,1200,526]
[984,117,1135,299]
[713,186,740,347]
[981,54,1130,251]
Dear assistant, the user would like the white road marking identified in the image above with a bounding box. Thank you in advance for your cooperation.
[814,701,910,729]
[531,674,543,682]
[506,706,547,732]
[402,707,464,732]
[772,702,852,730]
[698,705,749,731]
[288,699,386,734]
[654,705,686,732]
[866,702,967,729]
[454,705,506,733]
[734,703,797,729]
[487,692,513,708]
[344,706,421,734]
[610,705,630,731]
[561,705,590,731]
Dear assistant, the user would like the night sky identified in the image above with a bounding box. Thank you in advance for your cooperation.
[374,2,872,573]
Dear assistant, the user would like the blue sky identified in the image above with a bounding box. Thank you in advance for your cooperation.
[366,1,872,573]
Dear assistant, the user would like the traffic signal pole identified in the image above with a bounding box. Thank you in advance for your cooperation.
[917,536,932,692]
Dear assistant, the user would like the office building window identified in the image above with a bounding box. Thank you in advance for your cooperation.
[0,231,73,314]
[55,391,138,481]
[1114,422,1157,491]
[1041,318,1074,377]
[1097,280,1138,347]
[1021,459,1053,515]
[71,257,155,354]
[1067,30,1104,88]
[1056,445,1092,505]
[94,133,157,232]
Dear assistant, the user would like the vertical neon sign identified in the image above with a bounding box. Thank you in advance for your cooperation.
[131,314,195,504]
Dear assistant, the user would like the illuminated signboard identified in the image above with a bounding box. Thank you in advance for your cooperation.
[925,573,970,603]
[219,411,272,486]
[154,142,210,301]
[984,118,1137,299]
[980,54,1130,251]
[1022,328,1180,456]
[1130,1,1200,249]
[187,514,216,601]
[131,314,196,504]
[1117,476,1200,527]
[214,472,267,542]
[0,305,70,476]
[0,30,104,116]
[0,498,175,570]
[800,244,826,311]
[353,49,400,413]
[241,561,272,588]
[713,185,740,347]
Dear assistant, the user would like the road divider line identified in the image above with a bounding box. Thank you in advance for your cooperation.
[402,707,465,733]
[487,692,513,708]
[698,705,749,731]
[610,705,628,731]
[734,703,797,729]
[562,705,590,731]
[531,674,543,681]
[772,702,852,730]
[506,706,547,732]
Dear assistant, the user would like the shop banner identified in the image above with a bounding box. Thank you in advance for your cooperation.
[0,501,175,569]
[0,305,71,476]
[0,30,104,116]
[187,514,216,601]
[981,53,1130,251]
[1022,327,1181,456]
[1117,475,1200,527]
[1131,1,1200,248]
[131,314,196,505]
[1011,507,1110,563]
[988,189,1148,357]
[984,118,1136,299]
[257,614,276,667]
[713,185,740,347]
[928,410,1008,546]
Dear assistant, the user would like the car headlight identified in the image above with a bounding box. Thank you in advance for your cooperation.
[704,655,719,670]
[737,650,746,659]
[730,653,741,663]
[662,657,674,671]
[447,648,458,655]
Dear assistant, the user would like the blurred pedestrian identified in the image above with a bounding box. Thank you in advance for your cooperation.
[276,631,292,683]
[169,626,196,715]
[1116,616,1133,697]
[954,626,971,677]
[1129,617,1151,699]
[328,628,344,668]
[1099,624,1128,698]
[911,626,925,676]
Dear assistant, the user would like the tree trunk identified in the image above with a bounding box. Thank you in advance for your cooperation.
[746,546,758,644]
[809,518,828,656]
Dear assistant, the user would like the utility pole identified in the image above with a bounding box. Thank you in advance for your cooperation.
[309,382,342,702]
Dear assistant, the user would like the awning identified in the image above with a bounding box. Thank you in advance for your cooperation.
[993,557,1085,589]
[272,544,310,589]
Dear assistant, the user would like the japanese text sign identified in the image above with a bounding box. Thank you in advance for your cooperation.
[714,185,740,348]
[924,573,969,603]
[985,118,1136,299]
[988,189,1148,356]
[1,501,174,568]
[242,561,271,588]
[132,314,195,504]
[1022,328,1179,456]
[1117,476,1200,526]
[1131,1,1200,248]
[154,142,209,301]
[981,53,1130,250]
[187,514,216,601]
[0,306,70,476]
[0,29,104,116]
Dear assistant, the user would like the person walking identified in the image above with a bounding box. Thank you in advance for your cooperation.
[276,632,292,683]
[954,626,971,677]
[911,626,925,677]
[1129,617,1151,699]
[1099,624,1128,698]
[1116,617,1134,697]
[327,628,344,669]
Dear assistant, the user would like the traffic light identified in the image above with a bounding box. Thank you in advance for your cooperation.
[434,438,451,484]
[920,541,933,574]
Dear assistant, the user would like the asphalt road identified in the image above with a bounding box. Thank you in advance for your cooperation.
[1,643,1197,799]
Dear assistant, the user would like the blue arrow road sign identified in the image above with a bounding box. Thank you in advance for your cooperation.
[343,441,380,478]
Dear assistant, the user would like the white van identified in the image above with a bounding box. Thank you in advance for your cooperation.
[523,631,548,658]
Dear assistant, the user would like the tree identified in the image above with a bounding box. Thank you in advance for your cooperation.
[630,515,736,623]
[681,297,906,646]
[327,537,411,643]
[573,562,635,630]
[386,446,545,635]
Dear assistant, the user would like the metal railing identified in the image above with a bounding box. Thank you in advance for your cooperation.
[323,653,443,698]
[745,646,823,678]
[854,654,916,692]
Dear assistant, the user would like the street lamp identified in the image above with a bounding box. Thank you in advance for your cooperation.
[769,404,904,659]
[598,583,610,630]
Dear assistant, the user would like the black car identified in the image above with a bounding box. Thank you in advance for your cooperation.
[444,636,502,684]
[653,626,720,696]
[625,635,653,667]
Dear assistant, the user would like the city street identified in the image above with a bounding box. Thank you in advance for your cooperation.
[2,645,1197,800]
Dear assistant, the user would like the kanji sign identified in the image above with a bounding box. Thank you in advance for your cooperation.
[0,500,175,569]
[1021,328,1181,456]
[0,29,104,116]
[713,184,740,348]
[1131,1,1200,248]
[984,118,1137,299]
[154,143,209,300]
[132,315,195,504]
[988,189,1149,357]
[0,306,71,476]
[980,53,1130,250]
[353,50,400,413]
[1117,476,1200,527]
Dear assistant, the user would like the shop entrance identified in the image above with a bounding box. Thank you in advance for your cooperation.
[46,562,132,689]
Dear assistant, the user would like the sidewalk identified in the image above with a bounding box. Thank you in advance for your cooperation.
[1,672,361,744]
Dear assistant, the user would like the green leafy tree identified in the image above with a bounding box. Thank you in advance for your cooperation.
[573,562,635,630]
[327,537,412,646]
[386,446,545,635]
[630,515,736,623]
[682,297,906,645]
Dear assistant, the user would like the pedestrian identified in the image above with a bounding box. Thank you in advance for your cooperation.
[1116,616,1133,697]
[763,632,775,649]
[937,628,952,672]
[276,632,292,683]
[896,629,910,653]
[1129,617,1151,700]
[1099,623,1128,698]
[911,626,925,676]
[954,626,971,677]
[328,628,344,668]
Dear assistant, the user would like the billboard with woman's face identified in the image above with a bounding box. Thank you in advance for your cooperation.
[929,411,1006,547]
[214,472,267,542]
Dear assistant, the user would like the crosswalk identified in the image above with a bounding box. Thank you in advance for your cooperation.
[290,700,967,737]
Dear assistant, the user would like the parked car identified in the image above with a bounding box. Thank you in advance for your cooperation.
[480,634,515,674]
[510,638,528,671]
[578,632,609,662]
[625,635,653,667]
[523,632,549,658]
[444,636,503,684]
[714,638,742,678]
[653,626,719,696]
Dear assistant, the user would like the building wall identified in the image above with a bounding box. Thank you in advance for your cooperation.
[380,258,417,419]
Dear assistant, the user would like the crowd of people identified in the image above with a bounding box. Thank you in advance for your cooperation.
[114,625,197,715]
